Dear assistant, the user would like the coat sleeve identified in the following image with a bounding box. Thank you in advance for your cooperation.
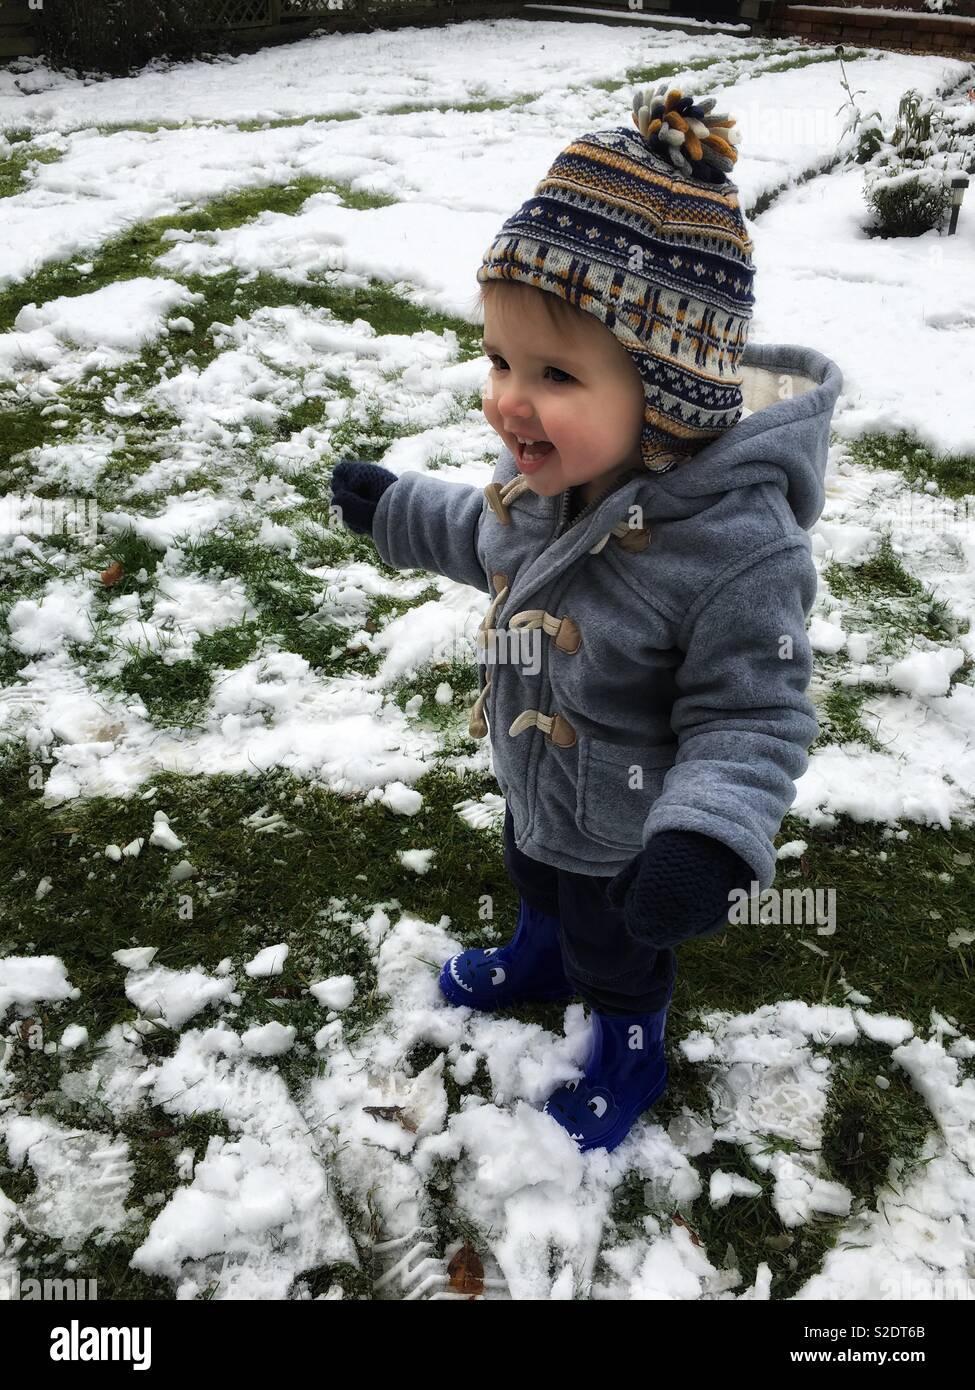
[641,540,820,895]
[370,470,491,595]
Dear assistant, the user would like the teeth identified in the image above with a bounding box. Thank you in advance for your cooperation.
[449,957,473,993]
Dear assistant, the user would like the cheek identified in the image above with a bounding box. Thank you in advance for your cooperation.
[482,387,502,432]
[539,398,584,443]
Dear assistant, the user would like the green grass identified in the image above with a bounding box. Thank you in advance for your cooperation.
[0,174,399,336]
[389,652,480,731]
[0,169,480,476]
[597,54,753,92]
[605,45,867,97]
[1,59,973,1297]
[812,685,886,753]
[844,430,975,502]
[823,533,969,658]
[809,529,973,750]
[0,756,510,1297]
[0,136,62,199]
[7,735,968,1300]
[592,810,973,1297]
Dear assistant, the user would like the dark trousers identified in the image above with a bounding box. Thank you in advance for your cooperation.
[502,804,676,1015]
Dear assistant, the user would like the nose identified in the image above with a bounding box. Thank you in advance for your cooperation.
[497,381,536,433]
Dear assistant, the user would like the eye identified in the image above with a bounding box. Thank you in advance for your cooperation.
[484,355,574,384]
[587,1094,609,1118]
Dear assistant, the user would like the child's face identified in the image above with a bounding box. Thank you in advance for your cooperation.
[481,287,646,501]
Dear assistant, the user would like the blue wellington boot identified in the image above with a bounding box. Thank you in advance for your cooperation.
[542,1004,669,1152]
[438,896,576,1010]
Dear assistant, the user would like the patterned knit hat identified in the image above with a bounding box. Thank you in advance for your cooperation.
[476,84,756,473]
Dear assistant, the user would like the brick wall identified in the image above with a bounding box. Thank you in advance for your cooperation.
[794,0,975,14]
[767,2,975,56]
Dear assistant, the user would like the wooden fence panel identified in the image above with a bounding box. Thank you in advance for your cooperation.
[281,1,341,13]
[0,2,37,58]
[203,0,275,29]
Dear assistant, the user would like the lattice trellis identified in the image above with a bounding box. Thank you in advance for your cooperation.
[281,0,340,14]
[206,0,275,28]
[202,0,364,32]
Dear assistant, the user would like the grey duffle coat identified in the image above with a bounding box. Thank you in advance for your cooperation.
[372,340,843,893]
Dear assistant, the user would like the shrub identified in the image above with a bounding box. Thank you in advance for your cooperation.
[34,0,227,77]
[848,82,974,239]
[863,166,953,239]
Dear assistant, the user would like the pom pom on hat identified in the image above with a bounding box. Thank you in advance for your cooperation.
[631,82,742,183]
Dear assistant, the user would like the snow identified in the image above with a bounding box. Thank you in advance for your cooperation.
[887,645,967,698]
[111,946,158,970]
[0,956,78,1019]
[12,277,203,352]
[129,1028,357,1297]
[794,1032,975,1299]
[808,613,848,653]
[0,1115,133,1250]
[776,839,807,859]
[241,1022,296,1056]
[148,820,184,851]
[854,1011,915,1045]
[373,782,424,816]
[710,1169,764,1206]
[58,1024,88,1051]
[0,19,973,1302]
[398,847,436,874]
[1,43,973,821]
[6,579,94,656]
[124,963,236,1031]
[308,975,356,1010]
[243,944,289,978]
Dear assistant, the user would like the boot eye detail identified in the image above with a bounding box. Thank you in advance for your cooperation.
[587,1094,609,1118]
[490,966,507,985]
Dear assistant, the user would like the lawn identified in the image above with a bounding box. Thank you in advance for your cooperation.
[1,21,974,1300]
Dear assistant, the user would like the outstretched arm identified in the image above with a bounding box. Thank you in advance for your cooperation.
[369,469,491,595]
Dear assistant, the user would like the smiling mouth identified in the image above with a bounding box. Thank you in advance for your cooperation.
[511,434,557,466]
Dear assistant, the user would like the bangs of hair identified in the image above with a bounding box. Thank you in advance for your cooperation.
[475,278,592,338]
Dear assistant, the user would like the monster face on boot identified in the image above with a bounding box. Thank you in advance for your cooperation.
[543,1008,669,1152]
[438,898,576,1011]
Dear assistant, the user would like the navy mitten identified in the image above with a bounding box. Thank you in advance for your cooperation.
[330,460,397,536]
[606,830,752,949]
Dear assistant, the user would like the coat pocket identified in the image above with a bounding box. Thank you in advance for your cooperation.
[575,736,678,852]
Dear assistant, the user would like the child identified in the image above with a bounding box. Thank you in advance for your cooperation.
[331,84,843,1154]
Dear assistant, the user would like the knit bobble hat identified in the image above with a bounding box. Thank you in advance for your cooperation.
[476,84,756,473]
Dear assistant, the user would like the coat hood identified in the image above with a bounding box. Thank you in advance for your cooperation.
[644,340,844,531]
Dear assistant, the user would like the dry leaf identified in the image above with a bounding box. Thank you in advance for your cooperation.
[799,854,810,878]
[101,561,125,587]
[362,1104,418,1134]
[447,1241,484,1297]
[672,1213,701,1246]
